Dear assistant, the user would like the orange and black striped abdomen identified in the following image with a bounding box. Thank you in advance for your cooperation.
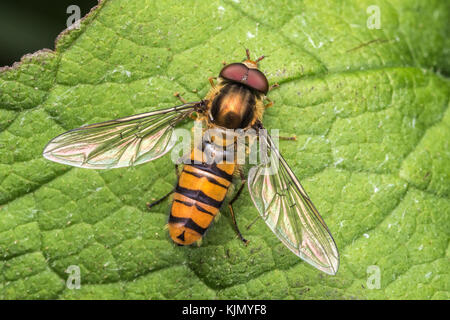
[169,158,235,245]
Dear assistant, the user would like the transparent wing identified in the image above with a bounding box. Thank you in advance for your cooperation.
[247,131,339,275]
[43,102,202,169]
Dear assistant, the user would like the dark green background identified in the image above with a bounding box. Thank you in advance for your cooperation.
[0,0,97,66]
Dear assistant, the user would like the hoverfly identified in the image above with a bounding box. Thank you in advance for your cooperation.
[43,50,339,275]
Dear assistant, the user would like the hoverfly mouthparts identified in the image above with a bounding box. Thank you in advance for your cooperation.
[43,49,340,275]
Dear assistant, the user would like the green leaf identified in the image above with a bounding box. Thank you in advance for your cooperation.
[0,0,448,299]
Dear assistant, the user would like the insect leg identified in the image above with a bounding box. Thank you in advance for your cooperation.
[268,83,280,91]
[227,170,249,245]
[279,135,297,141]
[246,215,260,231]
[173,93,198,119]
[146,164,179,209]
[264,98,273,109]
[146,189,173,209]
[228,185,249,245]
[173,92,188,104]
[208,77,217,88]
[264,83,281,109]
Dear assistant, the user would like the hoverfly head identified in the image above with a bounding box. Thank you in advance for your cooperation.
[218,49,269,94]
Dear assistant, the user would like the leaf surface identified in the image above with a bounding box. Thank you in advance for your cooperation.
[0,0,449,299]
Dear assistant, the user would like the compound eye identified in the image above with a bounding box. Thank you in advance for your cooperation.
[219,63,248,82]
[247,69,269,94]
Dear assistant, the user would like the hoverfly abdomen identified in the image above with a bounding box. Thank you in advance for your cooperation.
[168,146,235,245]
